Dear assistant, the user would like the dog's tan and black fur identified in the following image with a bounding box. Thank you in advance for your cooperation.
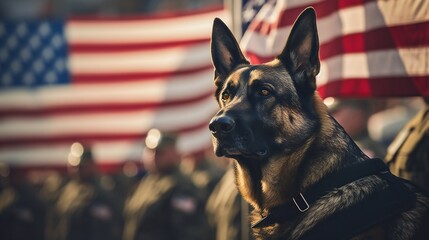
[209,7,429,240]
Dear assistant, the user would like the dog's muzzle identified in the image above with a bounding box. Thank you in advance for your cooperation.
[209,115,235,136]
[209,115,269,158]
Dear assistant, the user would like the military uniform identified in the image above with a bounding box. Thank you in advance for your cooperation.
[180,158,224,202]
[45,143,121,240]
[45,178,121,240]
[122,168,206,240]
[0,182,45,240]
[206,167,251,240]
[385,104,429,192]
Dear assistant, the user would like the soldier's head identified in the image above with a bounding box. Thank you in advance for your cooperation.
[68,142,97,182]
[142,129,180,173]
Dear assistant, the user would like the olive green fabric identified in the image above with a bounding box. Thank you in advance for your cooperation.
[206,168,251,240]
[386,104,429,192]
[122,169,207,240]
[45,178,121,240]
[180,160,224,203]
[0,183,45,240]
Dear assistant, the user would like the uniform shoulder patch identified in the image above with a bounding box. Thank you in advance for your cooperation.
[171,195,197,214]
[90,204,113,220]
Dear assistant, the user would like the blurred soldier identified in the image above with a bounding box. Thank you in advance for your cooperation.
[107,161,142,212]
[205,165,252,240]
[45,143,121,240]
[122,129,207,240]
[180,148,224,203]
[386,99,429,192]
[38,172,66,208]
[326,98,385,158]
[0,162,45,240]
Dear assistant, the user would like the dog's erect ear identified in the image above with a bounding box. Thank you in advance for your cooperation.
[211,18,249,79]
[277,8,320,94]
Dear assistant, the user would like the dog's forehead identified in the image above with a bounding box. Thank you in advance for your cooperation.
[249,64,288,82]
[227,66,250,84]
[228,63,292,87]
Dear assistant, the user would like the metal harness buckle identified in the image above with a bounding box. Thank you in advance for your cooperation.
[292,193,310,212]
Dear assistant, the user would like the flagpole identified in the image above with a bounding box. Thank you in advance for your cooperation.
[224,0,242,40]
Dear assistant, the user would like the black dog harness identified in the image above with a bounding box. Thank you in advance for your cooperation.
[252,158,416,239]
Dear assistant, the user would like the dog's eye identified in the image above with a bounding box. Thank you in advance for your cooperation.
[259,88,271,97]
[221,92,230,102]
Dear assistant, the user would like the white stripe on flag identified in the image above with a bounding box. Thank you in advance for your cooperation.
[0,97,216,139]
[69,42,211,74]
[66,9,230,43]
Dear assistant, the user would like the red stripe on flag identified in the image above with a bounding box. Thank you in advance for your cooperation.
[0,91,213,118]
[73,65,213,83]
[321,22,429,59]
[317,76,425,98]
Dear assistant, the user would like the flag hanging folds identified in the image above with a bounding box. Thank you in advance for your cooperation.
[240,0,429,98]
[0,7,229,171]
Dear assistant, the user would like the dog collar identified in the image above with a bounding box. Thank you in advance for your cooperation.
[252,158,393,228]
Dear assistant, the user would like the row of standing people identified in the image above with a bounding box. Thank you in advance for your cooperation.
[0,128,249,240]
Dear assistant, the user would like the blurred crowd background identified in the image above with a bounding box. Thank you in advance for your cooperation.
[1,0,428,240]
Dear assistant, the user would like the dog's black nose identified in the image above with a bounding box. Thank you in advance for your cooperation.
[209,116,235,134]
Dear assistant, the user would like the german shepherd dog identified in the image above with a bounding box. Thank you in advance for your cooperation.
[209,7,429,240]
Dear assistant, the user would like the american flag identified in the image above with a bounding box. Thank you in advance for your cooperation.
[0,7,229,171]
[3,1,429,171]
[240,0,429,98]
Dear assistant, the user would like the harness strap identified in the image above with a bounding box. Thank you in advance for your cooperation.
[300,172,416,240]
[252,159,411,228]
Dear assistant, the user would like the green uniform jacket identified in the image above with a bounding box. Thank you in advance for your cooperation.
[45,178,121,240]
[123,168,207,240]
[386,104,429,192]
